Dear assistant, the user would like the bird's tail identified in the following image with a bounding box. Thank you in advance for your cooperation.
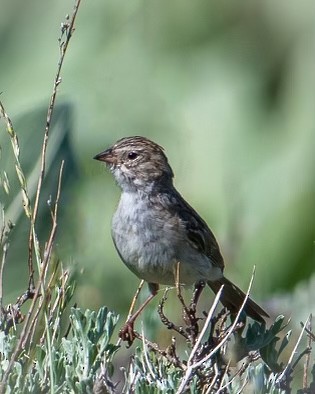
[208,277,269,323]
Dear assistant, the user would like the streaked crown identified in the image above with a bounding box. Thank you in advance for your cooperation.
[94,136,174,191]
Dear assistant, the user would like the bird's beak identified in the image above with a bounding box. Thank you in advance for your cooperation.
[93,148,116,164]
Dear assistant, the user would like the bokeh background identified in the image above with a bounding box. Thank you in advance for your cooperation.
[0,0,314,332]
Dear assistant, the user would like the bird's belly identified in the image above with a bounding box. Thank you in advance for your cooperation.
[112,220,221,285]
[112,225,178,284]
[111,194,222,285]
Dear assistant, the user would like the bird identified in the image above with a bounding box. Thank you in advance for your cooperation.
[94,136,269,342]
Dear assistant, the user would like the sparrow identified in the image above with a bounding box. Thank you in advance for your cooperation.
[94,136,269,341]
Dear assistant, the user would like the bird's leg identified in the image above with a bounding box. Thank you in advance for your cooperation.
[126,280,145,319]
[119,282,158,346]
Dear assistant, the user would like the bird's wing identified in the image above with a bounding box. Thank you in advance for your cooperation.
[168,190,225,271]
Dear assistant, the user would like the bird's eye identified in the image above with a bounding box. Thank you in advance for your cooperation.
[127,151,138,160]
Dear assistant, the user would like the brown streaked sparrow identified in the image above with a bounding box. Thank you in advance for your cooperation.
[94,136,269,342]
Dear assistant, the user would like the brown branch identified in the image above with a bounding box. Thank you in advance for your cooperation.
[189,281,205,315]
[157,288,189,339]
[133,330,185,370]
[302,319,315,342]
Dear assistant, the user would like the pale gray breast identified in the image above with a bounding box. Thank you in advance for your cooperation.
[111,191,222,285]
[111,191,187,283]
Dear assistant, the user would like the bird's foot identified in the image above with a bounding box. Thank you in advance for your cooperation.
[119,320,136,347]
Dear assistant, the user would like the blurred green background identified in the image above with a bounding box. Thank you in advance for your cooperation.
[0,0,314,328]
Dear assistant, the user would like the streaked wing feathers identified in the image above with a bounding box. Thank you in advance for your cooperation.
[171,190,225,271]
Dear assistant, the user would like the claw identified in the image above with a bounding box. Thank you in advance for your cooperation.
[119,320,136,347]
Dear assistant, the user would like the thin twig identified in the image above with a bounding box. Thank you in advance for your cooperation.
[0,161,64,389]
[28,0,82,290]
[0,99,35,297]
[0,0,81,390]
[194,268,256,369]
[0,216,11,317]
[174,262,191,318]
[0,243,8,315]
[189,281,206,315]
[158,288,188,338]
[176,267,256,394]
[303,315,312,390]
[216,360,231,393]
[173,261,201,342]
[176,286,224,394]
[277,314,311,383]
[141,324,157,382]
[205,362,219,394]
[216,355,259,393]
[0,102,32,221]
[131,329,185,369]
[187,286,224,367]
[302,320,315,342]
